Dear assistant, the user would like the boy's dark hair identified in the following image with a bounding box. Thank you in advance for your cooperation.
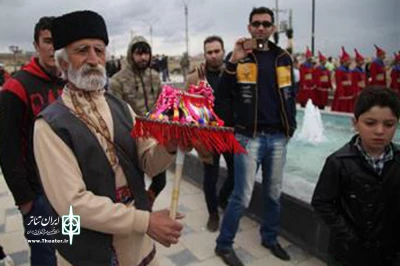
[354,87,400,119]
[34,16,55,44]
[203,35,224,51]
[249,7,275,24]
[131,42,151,55]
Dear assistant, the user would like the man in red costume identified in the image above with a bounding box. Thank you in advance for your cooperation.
[351,49,367,102]
[332,47,353,113]
[390,52,400,94]
[313,51,332,109]
[297,46,315,107]
[369,44,387,87]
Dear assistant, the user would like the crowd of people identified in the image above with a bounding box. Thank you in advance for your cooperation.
[0,6,399,266]
[151,54,170,82]
[296,45,400,113]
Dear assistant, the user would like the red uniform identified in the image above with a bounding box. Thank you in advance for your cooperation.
[390,53,400,94]
[332,65,353,112]
[369,59,386,87]
[351,67,367,98]
[314,65,331,109]
[297,61,315,106]
[352,49,366,99]
[390,65,400,94]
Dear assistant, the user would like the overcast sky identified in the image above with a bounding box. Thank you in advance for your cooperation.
[0,0,398,58]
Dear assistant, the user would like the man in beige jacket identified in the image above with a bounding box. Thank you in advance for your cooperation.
[33,10,184,266]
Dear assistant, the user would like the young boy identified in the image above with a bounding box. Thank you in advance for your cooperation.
[312,87,400,266]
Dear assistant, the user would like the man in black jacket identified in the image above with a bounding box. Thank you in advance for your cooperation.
[0,16,64,266]
[186,36,234,232]
[312,87,400,266]
[215,6,296,266]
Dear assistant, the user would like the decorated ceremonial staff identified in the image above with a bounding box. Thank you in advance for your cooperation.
[133,82,245,218]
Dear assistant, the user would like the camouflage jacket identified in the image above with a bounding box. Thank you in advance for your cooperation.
[109,36,161,116]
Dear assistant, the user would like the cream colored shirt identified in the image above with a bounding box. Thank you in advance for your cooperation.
[34,87,175,266]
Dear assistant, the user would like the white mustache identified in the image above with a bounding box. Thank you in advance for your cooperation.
[81,64,106,76]
[68,63,106,91]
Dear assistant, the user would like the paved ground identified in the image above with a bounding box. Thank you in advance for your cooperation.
[0,170,325,266]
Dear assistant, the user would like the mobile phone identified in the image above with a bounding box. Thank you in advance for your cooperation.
[242,38,264,50]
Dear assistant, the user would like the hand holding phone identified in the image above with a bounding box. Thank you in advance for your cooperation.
[242,38,264,50]
[229,37,263,64]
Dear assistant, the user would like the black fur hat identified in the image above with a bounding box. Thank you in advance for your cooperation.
[52,10,109,50]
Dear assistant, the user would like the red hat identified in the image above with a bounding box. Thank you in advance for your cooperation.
[354,49,364,63]
[305,46,312,59]
[340,46,350,64]
[318,51,326,62]
[374,44,386,57]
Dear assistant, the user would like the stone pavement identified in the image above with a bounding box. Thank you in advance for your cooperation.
[0,170,325,266]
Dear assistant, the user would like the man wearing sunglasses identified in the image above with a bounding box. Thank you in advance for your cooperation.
[214,6,296,266]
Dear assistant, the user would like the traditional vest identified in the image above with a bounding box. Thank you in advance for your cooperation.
[38,93,150,266]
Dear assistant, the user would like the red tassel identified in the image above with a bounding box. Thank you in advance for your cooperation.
[132,118,246,154]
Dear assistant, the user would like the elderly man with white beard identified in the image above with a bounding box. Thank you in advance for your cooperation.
[33,10,185,266]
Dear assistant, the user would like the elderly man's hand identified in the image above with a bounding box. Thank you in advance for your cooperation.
[147,209,185,247]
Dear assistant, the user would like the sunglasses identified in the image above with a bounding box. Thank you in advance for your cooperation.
[251,21,273,28]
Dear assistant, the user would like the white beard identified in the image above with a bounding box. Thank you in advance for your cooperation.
[67,63,107,91]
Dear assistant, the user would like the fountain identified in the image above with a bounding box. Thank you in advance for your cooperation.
[181,105,400,260]
[296,99,326,144]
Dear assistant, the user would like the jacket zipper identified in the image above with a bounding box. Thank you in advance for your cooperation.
[253,53,258,138]
[139,73,150,112]
[275,52,291,137]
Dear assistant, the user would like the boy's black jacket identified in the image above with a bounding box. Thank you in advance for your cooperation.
[312,135,400,265]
